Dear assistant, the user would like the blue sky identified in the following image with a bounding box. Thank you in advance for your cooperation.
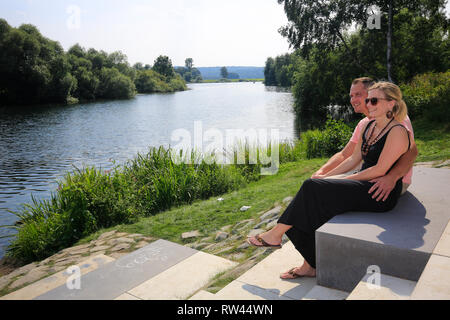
[1,0,449,67]
[0,0,292,67]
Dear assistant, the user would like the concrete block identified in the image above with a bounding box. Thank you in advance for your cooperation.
[346,273,416,300]
[317,167,450,292]
[411,254,450,300]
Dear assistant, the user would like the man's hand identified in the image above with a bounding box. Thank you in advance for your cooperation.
[368,175,398,202]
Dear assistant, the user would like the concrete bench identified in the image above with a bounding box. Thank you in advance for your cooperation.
[316,166,450,292]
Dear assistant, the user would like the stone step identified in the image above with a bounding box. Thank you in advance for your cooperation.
[30,239,236,300]
[301,285,349,300]
[34,239,198,300]
[410,254,450,299]
[188,290,217,300]
[410,220,450,299]
[214,280,294,300]
[213,241,317,300]
[316,167,450,292]
[117,251,237,300]
[346,273,417,300]
[0,254,115,300]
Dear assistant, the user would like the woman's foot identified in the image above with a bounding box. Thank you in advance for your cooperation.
[247,231,283,248]
[280,263,316,279]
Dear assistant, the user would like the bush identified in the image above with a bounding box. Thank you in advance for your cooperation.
[302,117,352,159]
[401,71,450,122]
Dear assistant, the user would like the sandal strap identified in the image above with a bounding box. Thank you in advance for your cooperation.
[256,234,281,248]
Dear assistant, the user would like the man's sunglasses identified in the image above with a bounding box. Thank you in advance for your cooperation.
[365,97,391,105]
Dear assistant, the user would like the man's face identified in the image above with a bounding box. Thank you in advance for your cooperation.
[349,83,369,115]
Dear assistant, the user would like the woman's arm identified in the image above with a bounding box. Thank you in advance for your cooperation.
[321,134,363,178]
[346,126,409,181]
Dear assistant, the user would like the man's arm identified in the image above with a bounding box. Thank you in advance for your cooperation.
[368,142,418,201]
[312,140,356,178]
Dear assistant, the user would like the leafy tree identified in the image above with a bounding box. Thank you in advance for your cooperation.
[264,57,277,85]
[97,67,136,99]
[152,55,175,79]
[185,58,193,70]
[220,66,228,79]
[277,0,447,81]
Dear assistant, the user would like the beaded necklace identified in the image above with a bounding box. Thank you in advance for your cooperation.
[361,118,394,156]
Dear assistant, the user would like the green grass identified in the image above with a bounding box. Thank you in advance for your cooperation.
[94,159,324,245]
[412,119,450,162]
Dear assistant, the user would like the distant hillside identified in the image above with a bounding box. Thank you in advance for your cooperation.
[196,66,264,80]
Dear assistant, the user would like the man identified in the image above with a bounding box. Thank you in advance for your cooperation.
[312,77,418,201]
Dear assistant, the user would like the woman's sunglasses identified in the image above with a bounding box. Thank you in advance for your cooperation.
[365,97,391,105]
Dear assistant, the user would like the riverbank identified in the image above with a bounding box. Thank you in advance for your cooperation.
[1,157,448,298]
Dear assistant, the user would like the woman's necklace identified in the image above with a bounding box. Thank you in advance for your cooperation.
[362,119,394,156]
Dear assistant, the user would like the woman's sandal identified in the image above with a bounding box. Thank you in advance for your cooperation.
[246,234,282,249]
[280,267,316,279]
[279,267,304,279]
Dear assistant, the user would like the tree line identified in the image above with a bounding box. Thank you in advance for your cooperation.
[0,19,187,107]
[265,0,449,127]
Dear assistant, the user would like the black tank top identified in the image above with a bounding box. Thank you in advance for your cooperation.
[361,120,411,172]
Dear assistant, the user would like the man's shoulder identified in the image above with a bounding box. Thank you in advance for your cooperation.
[355,117,371,128]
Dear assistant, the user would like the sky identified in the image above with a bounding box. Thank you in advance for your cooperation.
[0,0,293,67]
[1,0,449,68]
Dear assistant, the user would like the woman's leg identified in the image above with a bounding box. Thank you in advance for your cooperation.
[247,223,291,246]
[247,178,402,274]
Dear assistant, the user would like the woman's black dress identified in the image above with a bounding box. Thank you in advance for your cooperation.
[277,120,410,268]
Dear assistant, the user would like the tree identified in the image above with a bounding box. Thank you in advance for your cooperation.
[185,58,193,70]
[277,0,447,81]
[152,55,175,79]
[220,66,228,79]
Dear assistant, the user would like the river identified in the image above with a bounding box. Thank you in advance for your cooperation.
[0,82,297,259]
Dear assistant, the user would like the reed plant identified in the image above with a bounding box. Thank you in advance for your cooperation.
[2,141,304,263]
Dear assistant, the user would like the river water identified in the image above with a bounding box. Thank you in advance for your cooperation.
[0,82,297,259]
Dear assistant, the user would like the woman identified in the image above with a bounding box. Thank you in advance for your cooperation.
[247,82,411,279]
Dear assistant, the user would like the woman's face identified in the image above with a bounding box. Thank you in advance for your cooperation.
[366,89,395,119]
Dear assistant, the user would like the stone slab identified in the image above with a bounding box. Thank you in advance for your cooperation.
[34,239,198,300]
[214,280,294,300]
[236,241,316,300]
[301,285,349,300]
[189,290,217,300]
[126,251,237,300]
[114,293,142,300]
[317,167,450,292]
[0,255,115,300]
[433,221,450,257]
[411,254,450,300]
[346,273,416,300]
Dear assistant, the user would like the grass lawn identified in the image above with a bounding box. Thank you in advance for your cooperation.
[77,159,325,246]
[413,119,450,162]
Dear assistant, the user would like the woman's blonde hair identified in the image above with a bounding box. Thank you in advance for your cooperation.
[368,82,408,122]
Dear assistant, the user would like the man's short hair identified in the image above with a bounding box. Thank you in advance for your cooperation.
[352,77,375,90]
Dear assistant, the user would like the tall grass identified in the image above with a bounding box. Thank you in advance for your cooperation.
[2,141,305,264]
